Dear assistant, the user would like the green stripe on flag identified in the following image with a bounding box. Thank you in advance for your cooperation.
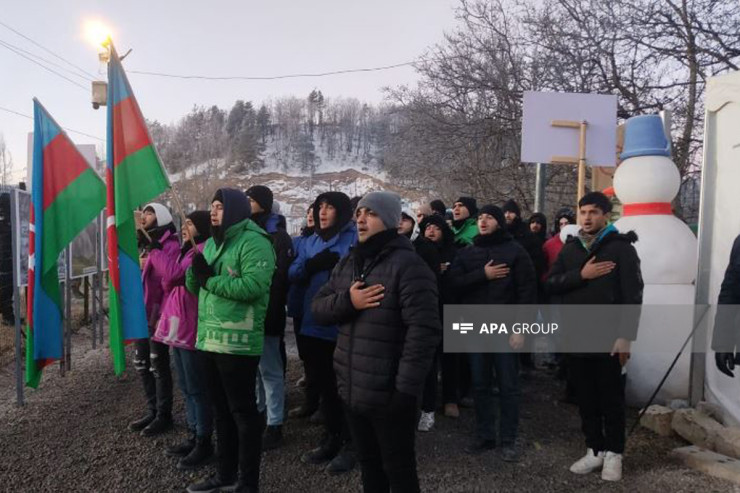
[108,279,126,375]
[114,145,169,224]
[25,324,41,388]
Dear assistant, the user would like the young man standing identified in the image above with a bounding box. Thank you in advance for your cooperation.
[130,203,180,437]
[289,191,357,474]
[449,205,537,462]
[246,185,294,450]
[545,192,643,482]
[450,197,479,247]
[312,191,440,493]
[185,188,275,493]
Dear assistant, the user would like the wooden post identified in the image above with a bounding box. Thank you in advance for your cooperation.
[578,120,587,202]
[550,119,589,204]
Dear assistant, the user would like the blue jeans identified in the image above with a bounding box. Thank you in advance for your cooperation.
[257,335,285,426]
[172,347,213,437]
[469,352,520,444]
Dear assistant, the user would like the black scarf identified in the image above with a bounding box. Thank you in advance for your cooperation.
[354,229,398,263]
[452,218,470,230]
[301,226,315,237]
[473,229,512,247]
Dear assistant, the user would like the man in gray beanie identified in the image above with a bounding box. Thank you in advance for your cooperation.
[312,190,441,492]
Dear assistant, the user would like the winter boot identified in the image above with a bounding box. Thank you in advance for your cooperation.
[186,474,237,493]
[165,430,196,457]
[262,425,284,451]
[324,443,356,475]
[128,412,155,432]
[141,414,173,437]
[301,433,341,465]
[178,435,214,470]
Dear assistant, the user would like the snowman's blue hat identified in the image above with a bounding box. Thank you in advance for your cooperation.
[620,114,671,160]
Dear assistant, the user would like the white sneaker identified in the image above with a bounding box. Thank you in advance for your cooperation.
[601,451,623,481]
[569,448,605,474]
[417,411,435,432]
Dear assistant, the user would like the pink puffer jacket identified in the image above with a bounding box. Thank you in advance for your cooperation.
[152,243,205,349]
[142,230,181,327]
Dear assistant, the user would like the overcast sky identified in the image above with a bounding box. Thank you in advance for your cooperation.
[0,0,460,182]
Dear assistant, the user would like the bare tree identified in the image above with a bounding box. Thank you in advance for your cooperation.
[0,134,13,187]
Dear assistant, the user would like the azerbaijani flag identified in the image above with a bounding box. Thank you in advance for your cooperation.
[106,42,170,375]
[27,99,106,387]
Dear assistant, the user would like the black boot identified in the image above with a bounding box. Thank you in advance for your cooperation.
[324,442,356,475]
[141,414,173,437]
[262,425,283,451]
[165,430,196,457]
[128,412,155,432]
[178,435,214,470]
[301,433,341,465]
[186,474,237,493]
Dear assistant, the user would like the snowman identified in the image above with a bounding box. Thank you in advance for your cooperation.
[612,114,698,405]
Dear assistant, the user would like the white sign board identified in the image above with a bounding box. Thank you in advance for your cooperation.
[695,70,740,425]
[521,91,617,167]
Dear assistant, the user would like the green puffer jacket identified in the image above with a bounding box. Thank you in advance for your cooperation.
[450,217,478,247]
[186,218,276,356]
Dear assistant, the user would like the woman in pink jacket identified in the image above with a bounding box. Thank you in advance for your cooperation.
[153,210,214,470]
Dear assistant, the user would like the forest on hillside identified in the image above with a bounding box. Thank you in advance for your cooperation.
[147,0,740,222]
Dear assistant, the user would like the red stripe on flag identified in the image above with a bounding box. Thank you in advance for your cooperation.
[42,134,90,210]
[113,97,151,167]
[27,205,35,329]
[105,168,121,292]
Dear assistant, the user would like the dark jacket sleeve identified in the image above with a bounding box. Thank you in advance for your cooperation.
[713,235,740,351]
[395,258,441,398]
[271,230,294,303]
[617,243,644,340]
[544,244,585,295]
[311,257,358,326]
[513,246,538,304]
[449,249,487,290]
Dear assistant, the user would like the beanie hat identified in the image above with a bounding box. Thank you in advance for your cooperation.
[245,185,274,213]
[430,199,447,216]
[502,199,521,217]
[478,204,506,227]
[187,210,212,243]
[143,203,173,227]
[455,196,478,217]
[357,191,402,230]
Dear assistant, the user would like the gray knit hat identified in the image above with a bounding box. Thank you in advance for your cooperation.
[357,191,402,230]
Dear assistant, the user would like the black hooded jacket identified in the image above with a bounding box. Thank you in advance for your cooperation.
[449,229,537,305]
[313,191,353,241]
[252,211,295,337]
[311,233,441,414]
[419,215,458,305]
[211,188,251,245]
[507,217,547,282]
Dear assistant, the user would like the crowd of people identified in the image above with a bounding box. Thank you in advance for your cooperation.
[130,185,643,493]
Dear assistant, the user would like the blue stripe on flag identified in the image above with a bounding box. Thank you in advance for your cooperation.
[119,251,149,340]
[32,285,62,360]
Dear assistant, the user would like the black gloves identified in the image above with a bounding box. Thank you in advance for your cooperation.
[191,253,215,288]
[306,250,340,276]
[715,352,740,378]
[147,239,162,251]
[137,231,162,251]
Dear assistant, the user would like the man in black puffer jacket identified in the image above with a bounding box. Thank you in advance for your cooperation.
[449,204,537,462]
[312,191,440,493]
[545,192,642,482]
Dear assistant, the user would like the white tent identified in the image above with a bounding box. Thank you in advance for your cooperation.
[693,69,740,424]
